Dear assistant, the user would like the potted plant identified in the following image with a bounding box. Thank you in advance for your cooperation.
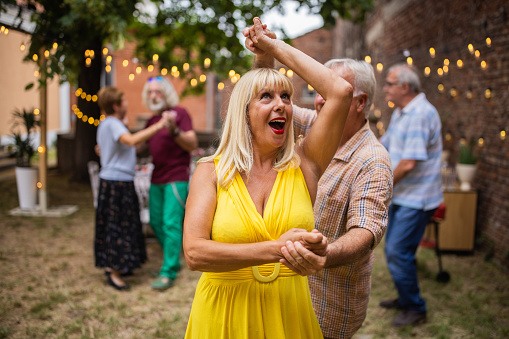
[10,108,39,209]
[455,137,478,191]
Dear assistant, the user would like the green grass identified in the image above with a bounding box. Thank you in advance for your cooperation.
[0,171,508,338]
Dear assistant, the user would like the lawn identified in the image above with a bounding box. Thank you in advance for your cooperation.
[0,170,508,338]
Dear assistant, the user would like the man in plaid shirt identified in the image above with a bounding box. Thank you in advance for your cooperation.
[282,59,393,338]
[246,24,393,337]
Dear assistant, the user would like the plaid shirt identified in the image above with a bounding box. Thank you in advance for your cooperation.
[294,106,393,338]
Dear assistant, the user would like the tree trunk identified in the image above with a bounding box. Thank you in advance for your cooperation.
[71,39,102,182]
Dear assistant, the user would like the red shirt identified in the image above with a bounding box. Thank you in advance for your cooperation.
[145,106,193,184]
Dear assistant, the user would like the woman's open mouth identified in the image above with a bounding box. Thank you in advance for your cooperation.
[268,117,286,135]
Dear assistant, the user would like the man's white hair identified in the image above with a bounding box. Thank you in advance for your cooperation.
[324,59,376,118]
[141,76,180,110]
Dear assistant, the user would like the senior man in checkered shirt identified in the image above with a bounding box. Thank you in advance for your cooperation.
[263,59,392,338]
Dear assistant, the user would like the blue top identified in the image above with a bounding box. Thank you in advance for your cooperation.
[380,93,443,211]
[97,116,136,181]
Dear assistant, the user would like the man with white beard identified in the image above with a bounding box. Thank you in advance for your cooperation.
[142,76,198,290]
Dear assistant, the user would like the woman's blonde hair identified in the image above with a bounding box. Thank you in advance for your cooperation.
[201,68,300,188]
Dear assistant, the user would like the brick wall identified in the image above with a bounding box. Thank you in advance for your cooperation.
[357,0,509,268]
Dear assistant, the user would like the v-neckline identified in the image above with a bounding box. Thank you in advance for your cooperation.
[237,171,281,220]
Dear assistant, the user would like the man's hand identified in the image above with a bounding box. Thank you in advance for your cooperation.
[280,240,327,276]
[161,110,177,130]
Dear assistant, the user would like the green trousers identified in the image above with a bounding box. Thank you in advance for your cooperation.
[149,182,188,280]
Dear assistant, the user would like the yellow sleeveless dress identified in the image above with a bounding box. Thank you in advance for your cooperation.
[185,163,323,338]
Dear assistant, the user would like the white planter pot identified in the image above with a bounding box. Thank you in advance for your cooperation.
[455,163,477,191]
[15,167,38,210]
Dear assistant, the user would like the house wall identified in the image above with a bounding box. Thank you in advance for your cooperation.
[0,29,61,145]
[358,0,509,268]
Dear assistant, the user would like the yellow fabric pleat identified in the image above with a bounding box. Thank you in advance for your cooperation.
[185,159,323,338]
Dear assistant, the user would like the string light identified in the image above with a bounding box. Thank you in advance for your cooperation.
[33,109,40,115]
[484,88,492,99]
[172,70,180,78]
[204,58,211,68]
[199,74,207,82]
[468,44,474,54]
[52,42,58,50]
[478,137,484,146]
[105,65,111,72]
[437,68,444,76]
[122,59,129,67]
[279,68,286,75]
[34,70,39,77]
[388,101,394,108]
[20,43,25,52]
[374,109,382,118]
[147,65,154,72]
[481,60,487,69]
[85,58,92,67]
[152,54,159,62]
[376,63,383,72]
[3,28,8,35]
[429,47,435,58]
[37,182,42,189]
[424,67,431,77]
[406,57,413,65]
[501,130,506,141]
[466,90,473,99]
[190,78,198,87]
[364,56,371,63]
[85,50,90,57]
[136,66,142,74]
[443,59,450,66]
[218,82,225,91]
[457,59,463,68]
[438,84,445,93]
[445,133,452,141]
[486,37,492,47]
[106,55,112,64]
[129,73,135,81]
[32,54,38,61]
[44,50,50,58]
[308,84,314,91]
[449,88,458,97]
[161,68,168,75]
[376,121,384,130]
[287,70,294,78]
[102,47,108,55]
[183,63,190,71]
[172,66,178,73]
[443,65,449,73]
[474,50,480,58]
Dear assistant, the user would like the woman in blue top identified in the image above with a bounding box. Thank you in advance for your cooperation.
[95,86,171,290]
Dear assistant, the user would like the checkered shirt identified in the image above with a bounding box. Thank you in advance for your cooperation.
[294,106,393,338]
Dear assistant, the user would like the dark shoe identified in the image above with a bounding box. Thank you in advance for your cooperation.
[107,275,131,291]
[392,310,427,327]
[379,298,403,309]
[120,270,133,277]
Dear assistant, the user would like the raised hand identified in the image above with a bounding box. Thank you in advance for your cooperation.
[243,20,276,56]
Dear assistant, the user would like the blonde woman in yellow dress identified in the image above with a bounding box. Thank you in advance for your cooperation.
[183,18,353,338]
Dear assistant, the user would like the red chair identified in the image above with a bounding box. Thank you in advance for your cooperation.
[430,203,450,283]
